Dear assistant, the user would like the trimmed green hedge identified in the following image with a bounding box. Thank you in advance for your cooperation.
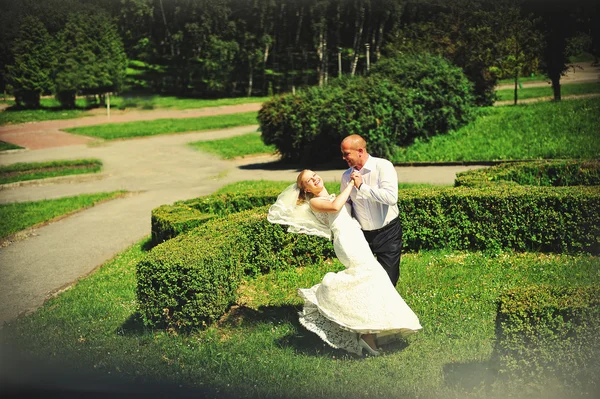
[151,189,280,246]
[138,207,333,329]
[399,186,600,254]
[455,160,600,188]
[139,185,599,329]
[494,285,600,392]
[153,186,600,254]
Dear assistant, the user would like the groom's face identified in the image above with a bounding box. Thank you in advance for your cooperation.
[341,144,361,169]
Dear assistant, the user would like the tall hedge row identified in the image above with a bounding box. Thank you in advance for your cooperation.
[258,53,475,164]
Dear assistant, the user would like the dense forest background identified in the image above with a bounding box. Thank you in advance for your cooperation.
[0,0,598,107]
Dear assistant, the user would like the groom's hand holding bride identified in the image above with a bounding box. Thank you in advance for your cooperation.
[350,171,362,190]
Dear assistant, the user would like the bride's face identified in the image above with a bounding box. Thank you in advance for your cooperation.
[301,170,324,194]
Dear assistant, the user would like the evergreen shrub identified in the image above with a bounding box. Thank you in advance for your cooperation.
[152,186,600,255]
[455,160,600,187]
[138,207,334,329]
[494,285,600,392]
[140,185,599,329]
[258,53,475,164]
[151,189,280,246]
[399,186,600,254]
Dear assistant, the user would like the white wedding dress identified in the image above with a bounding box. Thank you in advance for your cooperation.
[298,195,422,356]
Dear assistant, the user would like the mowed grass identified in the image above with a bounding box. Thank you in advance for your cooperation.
[1,235,597,399]
[393,96,600,163]
[495,82,600,102]
[188,132,276,159]
[0,191,126,239]
[64,111,259,140]
[0,159,102,185]
[0,96,267,126]
[0,140,23,151]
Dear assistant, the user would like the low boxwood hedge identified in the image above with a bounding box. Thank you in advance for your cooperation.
[153,186,600,254]
[399,186,600,254]
[151,189,280,246]
[139,185,599,330]
[494,285,600,393]
[455,160,600,188]
[138,206,334,329]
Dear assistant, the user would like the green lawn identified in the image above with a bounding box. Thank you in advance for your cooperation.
[393,96,600,163]
[0,191,126,239]
[188,132,276,159]
[64,111,259,140]
[1,235,596,398]
[495,82,600,102]
[0,159,102,185]
[0,96,268,126]
[0,140,23,151]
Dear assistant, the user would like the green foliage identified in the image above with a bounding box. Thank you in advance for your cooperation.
[399,186,600,254]
[494,285,600,394]
[455,160,600,188]
[55,11,127,108]
[259,53,475,163]
[7,15,57,108]
[150,189,281,246]
[138,207,333,329]
[153,185,600,258]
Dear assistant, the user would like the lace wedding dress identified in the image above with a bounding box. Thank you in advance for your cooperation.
[297,195,422,356]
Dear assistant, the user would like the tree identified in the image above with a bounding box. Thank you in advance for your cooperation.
[6,16,57,108]
[523,0,578,101]
[487,2,543,104]
[54,11,127,108]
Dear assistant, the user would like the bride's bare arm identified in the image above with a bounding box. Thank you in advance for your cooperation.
[310,180,356,213]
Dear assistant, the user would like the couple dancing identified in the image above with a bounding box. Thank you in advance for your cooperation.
[268,134,422,357]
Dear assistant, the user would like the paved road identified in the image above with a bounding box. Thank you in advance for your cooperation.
[0,106,487,327]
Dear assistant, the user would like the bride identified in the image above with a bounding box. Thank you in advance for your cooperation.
[268,169,422,356]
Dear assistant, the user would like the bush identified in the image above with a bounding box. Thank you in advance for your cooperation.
[151,190,281,246]
[259,52,475,164]
[153,186,600,255]
[141,185,599,329]
[138,207,334,329]
[399,186,600,254]
[494,285,600,393]
[455,160,600,188]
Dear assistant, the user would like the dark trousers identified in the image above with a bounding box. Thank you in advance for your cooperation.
[362,217,402,286]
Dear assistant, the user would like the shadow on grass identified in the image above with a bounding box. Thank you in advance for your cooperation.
[443,360,498,393]
[218,304,413,359]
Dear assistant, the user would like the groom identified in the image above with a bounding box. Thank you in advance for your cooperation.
[340,134,402,286]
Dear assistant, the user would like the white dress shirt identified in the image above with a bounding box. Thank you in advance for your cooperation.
[341,155,399,231]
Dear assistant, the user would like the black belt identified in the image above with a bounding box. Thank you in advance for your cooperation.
[363,217,399,234]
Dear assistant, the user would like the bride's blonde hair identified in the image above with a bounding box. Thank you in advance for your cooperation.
[296,169,314,205]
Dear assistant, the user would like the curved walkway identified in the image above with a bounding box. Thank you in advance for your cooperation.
[0,104,487,327]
